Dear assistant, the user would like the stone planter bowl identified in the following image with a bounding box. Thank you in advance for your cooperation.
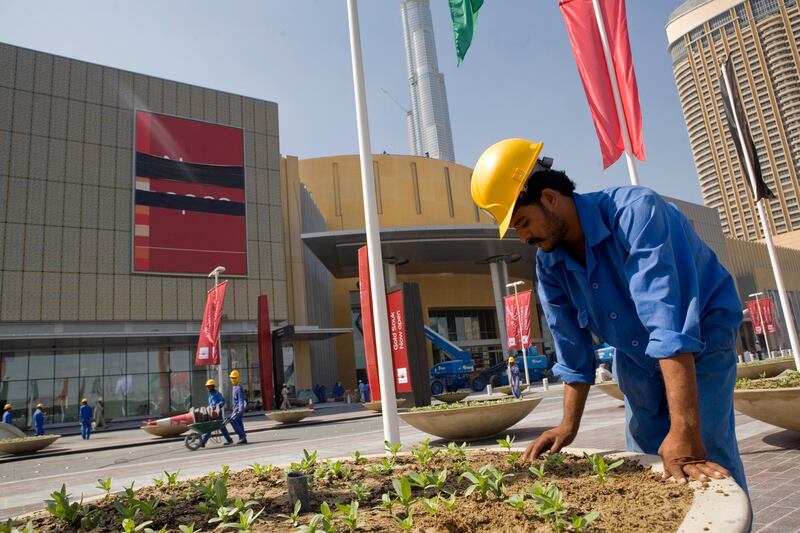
[595,381,625,401]
[733,386,800,431]
[0,424,26,440]
[0,435,60,455]
[363,398,407,412]
[267,409,314,424]
[398,397,542,440]
[736,357,796,380]
[433,392,470,404]
[140,424,189,438]
[495,384,529,396]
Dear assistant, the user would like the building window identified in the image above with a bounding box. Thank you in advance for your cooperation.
[428,308,501,368]
[410,162,422,214]
[443,167,455,218]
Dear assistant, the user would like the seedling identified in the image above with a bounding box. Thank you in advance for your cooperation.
[291,450,318,475]
[584,452,624,484]
[144,526,168,533]
[497,434,515,451]
[178,523,202,533]
[136,498,161,521]
[190,477,228,515]
[250,463,274,481]
[336,500,362,532]
[44,484,84,527]
[504,492,526,512]
[152,475,165,488]
[529,464,546,480]
[122,481,137,501]
[440,492,457,511]
[545,452,566,467]
[326,460,352,481]
[163,470,181,488]
[506,451,523,466]
[406,471,428,490]
[113,499,141,520]
[369,458,395,476]
[220,507,263,531]
[410,438,439,467]
[425,469,448,494]
[571,511,600,533]
[528,482,569,528]
[384,440,402,459]
[380,493,396,514]
[277,500,302,527]
[96,478,112,498]
[392,510,414,532]
[391,477,416,516]
[350,482,372,501]
[420,496,440,516]
[460,465,506,499]
[350,450,368,464]
[300,502,336,533]
[445,441,468,461]
[0,520,36,533]
[121,519,153,533]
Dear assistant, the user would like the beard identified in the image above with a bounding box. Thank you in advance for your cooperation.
[531,204,568,252]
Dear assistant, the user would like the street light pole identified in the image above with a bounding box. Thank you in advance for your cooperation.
[506,281,530,384]
[209,266,226,398]
[749,292,771,359]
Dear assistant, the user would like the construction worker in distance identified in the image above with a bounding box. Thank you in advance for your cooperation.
[2,404,12,425]
[33,403,45,436]
[228,370,248,445]
[200,378,233,447]
[79,399,93,439]
[471,138,747,491]
[507,356,522,399]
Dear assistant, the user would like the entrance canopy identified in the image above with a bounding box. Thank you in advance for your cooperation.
[301,224,537,279]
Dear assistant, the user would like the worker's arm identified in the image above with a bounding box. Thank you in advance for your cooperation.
[523,382,590,460]
[658,354,731,483]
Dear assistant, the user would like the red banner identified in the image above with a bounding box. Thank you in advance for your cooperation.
[747,298,778,335]
[504,290,533,351]
[195,281,228,366]
[560,0,645,168]
[358,247,381,401]
[387,288,413,393]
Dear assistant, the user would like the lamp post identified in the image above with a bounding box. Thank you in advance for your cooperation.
[748,292,771,359]
[506,280,530,384]
[209,266,226,396]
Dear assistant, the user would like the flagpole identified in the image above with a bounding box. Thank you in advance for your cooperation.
[591,0,639,186]
[720,62,800,371]
[346,0,400,446]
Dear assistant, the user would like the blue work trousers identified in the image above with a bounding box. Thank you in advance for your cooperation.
[616,348,747,492]
[81,421,92,440]
[229,414,246,441]
[35,425,44,436]
[200,424,233,446]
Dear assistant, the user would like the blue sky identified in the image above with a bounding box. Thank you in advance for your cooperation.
[0,0,702,202]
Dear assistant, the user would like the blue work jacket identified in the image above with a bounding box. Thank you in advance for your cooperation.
[208,390,226,409]
[33,409,44,428]
[537,187,742,384]
[231,385,246,415]
[2,411,11,424]
[79,404,93,423]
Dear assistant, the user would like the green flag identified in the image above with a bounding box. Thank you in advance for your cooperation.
[448,0,483,65]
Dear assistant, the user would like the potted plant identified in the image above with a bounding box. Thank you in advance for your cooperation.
[733,370,800,431]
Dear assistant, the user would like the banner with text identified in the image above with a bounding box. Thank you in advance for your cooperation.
[747,298,778,335]
[504,289,533,351]
[195,281,228,366]
[387,288,413,393]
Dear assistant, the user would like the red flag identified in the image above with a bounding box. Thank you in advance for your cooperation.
[747,298,778,335]
[560,0,645,168]
[195,281,228,366]
[504,290,533,351]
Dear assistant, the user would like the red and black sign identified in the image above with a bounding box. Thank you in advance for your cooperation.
[134,111,247,275]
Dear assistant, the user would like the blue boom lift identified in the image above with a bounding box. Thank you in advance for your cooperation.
[425,326,552,394]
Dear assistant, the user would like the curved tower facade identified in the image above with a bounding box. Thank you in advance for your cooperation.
[666,0,800,247]
[400,0,456,162]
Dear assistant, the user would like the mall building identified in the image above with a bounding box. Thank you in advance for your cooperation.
[3,42,800,430]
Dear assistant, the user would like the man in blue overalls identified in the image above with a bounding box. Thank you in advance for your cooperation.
[471,139,747,491]
[3,404,13,425]
[228,370,248,445]
[200,379,233,447]
[33,403,45,436]
[508,356,522,399]
[79,399,93,439]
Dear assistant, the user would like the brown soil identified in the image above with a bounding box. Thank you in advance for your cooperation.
[21,449,693,532]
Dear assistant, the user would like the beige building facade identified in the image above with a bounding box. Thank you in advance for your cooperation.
[666,0,800,246]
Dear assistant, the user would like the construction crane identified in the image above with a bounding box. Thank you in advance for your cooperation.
[381,87,410,114]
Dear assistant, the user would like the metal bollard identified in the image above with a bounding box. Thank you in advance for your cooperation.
[287,472,310,512]
[542,378,549,391]
[487,384,493,396]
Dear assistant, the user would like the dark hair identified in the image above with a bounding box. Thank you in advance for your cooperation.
[515,169,576,208]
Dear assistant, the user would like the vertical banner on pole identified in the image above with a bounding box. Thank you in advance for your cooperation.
[195,281,228,366]
[504,290,533,350]
[747,298,778,335]
[387,288,413,394]
[746,299,764,335]
[358,246,382,402]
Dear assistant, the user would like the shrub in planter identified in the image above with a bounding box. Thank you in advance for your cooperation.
[733,370,800,431]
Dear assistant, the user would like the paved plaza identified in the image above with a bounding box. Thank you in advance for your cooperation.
[1,385,798,531]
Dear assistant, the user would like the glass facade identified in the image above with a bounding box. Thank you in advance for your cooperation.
[428,308,502,368]
[0,343,262,430]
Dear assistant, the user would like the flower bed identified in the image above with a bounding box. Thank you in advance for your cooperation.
[736,356,796,380]
[15,441,730,533]
[733,371,800,431]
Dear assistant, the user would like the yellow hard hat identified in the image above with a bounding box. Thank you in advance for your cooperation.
[508,356,515,364]
[3,404,11,411]
[471,138,545,238]
[81,398,88,404]
[229,370,240,380]
[36,403,44,409]
[206,379,217,387]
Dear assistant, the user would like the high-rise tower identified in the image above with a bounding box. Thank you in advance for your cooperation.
[666,0,800,248]
[400,0,456,162]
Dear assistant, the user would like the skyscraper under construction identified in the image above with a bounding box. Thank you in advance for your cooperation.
[666,0,800,248]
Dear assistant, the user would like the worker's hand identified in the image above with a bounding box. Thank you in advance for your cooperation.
[658,427,731,484]
[522,423,577,461]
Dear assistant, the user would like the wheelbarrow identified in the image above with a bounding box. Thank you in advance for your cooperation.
[184,416,231,451]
